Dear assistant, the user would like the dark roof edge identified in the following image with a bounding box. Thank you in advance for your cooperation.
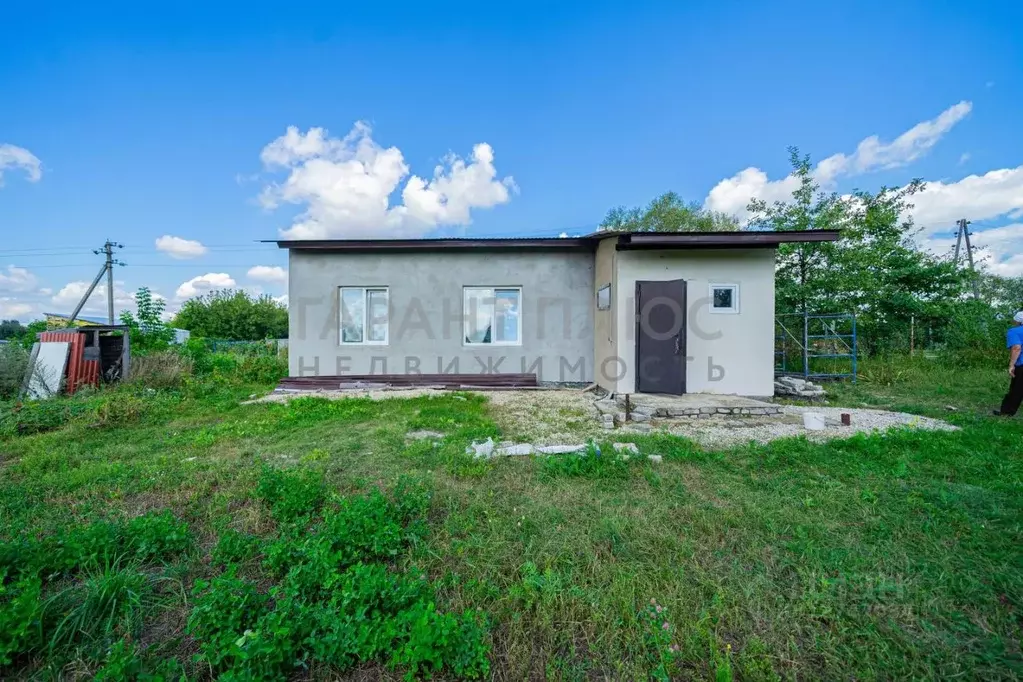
[270,237,594,251]
[268,230,840,251]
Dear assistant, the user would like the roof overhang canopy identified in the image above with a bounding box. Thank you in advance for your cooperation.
[269,230,840,253]
[610,230,841,250]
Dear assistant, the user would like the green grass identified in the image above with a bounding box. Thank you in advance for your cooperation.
[0,362,1021,680]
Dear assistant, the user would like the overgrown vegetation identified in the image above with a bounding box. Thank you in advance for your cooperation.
[0,358,1020,679]
[172,289,288,341]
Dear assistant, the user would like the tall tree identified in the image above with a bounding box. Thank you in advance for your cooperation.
[601,191,740,232]
[120,287,176,353]
[747,148,849,314]
[0,319,26,340]
[172,290,287,341]
[748,147,970,353]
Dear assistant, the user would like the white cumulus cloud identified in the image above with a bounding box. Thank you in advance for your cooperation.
[247,265,287,284]
[155,235,208,259]
[0,298,33,319]
[909,166,1023,234]
[0,143,42,185]
[705,101,973,221]
[922,222,1023,278]
[259,122,516,239]
[176,273,236,300]
[51,281,135,313]
[0,265,37,292]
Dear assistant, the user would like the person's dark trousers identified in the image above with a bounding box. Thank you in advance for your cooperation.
[999,370,1023,416]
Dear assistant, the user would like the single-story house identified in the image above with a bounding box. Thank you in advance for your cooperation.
[273,230,840,397]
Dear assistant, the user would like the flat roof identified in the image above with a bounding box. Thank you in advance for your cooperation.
[269,229,840,252]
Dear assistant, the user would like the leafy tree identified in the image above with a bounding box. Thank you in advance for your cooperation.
[172,290,287,341]
[748,147,970,354]
[600,191,740,232]
[747,148,849,314]
[16,320,47,350]
[0,319,26,340]
[120,287,175,353]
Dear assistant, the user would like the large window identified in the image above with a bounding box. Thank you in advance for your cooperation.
[708,283,739,314]
[340,287,389,344]
[464,287,521,345]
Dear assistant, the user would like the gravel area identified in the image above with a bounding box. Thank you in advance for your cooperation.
[658,405,957,449]
[243,388,957,450]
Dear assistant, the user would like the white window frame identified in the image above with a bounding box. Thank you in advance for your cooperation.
[339,287,389,345]
[463,286,523,347]
[708,283,739,314]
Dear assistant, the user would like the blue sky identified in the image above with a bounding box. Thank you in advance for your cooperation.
[1,0,1022,321]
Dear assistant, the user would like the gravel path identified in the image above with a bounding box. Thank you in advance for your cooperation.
[655,405,957,449]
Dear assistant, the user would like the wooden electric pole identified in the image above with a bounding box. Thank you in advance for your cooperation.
[953,218,980,300]
[68,240,124,324]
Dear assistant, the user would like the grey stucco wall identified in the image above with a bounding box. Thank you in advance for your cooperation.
[592,238,618,393]
[287,249,595,383]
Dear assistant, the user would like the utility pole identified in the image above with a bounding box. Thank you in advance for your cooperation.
[68,240,124,324]
[952,218,980,300]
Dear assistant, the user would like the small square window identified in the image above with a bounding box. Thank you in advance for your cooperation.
[339,287,389,344]
[596,284,611,311]
[709,283,738,314]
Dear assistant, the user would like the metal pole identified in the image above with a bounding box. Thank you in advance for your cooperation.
[802,311,809,378]
[851,315,858,383]
[68,262,109,324]
[953,219,964,263]
[961,219,980,300]
[104,241,115,323]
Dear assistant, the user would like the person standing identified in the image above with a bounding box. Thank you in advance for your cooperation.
[995,311,1023,416]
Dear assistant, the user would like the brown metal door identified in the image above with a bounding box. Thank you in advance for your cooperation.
[635,280,686,394]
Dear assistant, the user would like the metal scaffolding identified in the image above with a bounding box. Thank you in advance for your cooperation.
[775,312,857,381]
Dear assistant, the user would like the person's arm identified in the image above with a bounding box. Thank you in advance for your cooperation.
[1011,344,1021,377]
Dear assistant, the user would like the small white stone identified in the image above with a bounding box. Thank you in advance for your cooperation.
[612,442,639,453]
[647,454,663,463]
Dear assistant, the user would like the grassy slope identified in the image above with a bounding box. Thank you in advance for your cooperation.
[0,365,1021,680]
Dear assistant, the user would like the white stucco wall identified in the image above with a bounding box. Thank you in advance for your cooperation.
[614,248,776,396]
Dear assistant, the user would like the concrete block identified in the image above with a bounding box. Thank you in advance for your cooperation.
[612,442,639,453]
[699,407,717,414]
[631,411,651,422]
[497,443,533,456]
[535,444,587,454]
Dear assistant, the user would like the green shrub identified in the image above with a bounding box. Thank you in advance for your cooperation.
[187,567,268,672]
[255,466,325,523]
[125,511,192,560]
[44,562,154,656]
[94,640,187,681]
[1,511,191,578]
[0,343,29,400]
[212,529,261,568]
[538,444,632,480]
[0,571,43,666]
